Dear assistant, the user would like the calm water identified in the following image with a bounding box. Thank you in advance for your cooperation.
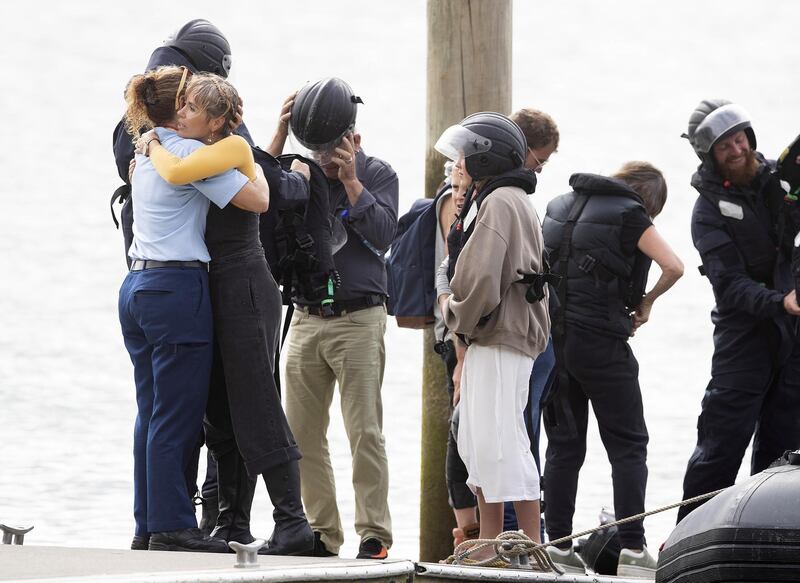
[1,0,799,561]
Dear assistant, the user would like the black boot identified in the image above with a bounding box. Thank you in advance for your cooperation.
[259,461,314,555]
[209,450,257,545]
[131,534,150,550]
[198,494,219,537]
[148,527,229,553]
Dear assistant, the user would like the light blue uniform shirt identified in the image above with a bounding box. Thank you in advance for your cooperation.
[128,128,249,262]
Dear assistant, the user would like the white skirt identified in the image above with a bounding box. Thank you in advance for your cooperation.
[456,343,539,503]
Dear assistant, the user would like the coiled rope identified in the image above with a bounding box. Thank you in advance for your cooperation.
[444,488,726,571]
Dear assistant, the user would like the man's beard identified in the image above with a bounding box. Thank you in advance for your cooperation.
[718,148,759,186]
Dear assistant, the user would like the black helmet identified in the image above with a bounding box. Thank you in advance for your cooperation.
[165,19,232,78]
[434,112,526,179]
[683,99,756,161]
[290,78,363,151]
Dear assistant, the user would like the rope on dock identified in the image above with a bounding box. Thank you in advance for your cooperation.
[445,530,564,573]
[443,488,726,571]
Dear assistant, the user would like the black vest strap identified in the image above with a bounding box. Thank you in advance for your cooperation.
[551,193,590,337]
[544,193,589,440]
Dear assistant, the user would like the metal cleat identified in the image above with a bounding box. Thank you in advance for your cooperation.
[0,524,34,545]
[229,539,266,568]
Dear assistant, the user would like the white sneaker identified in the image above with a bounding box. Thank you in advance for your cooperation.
[617,547,657,579]
[545,545,586,574]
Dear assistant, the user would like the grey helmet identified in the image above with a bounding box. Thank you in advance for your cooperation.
[684,99,756,161]
[290,78,364,152]
[165,19,232,78]
[435,112,526,179]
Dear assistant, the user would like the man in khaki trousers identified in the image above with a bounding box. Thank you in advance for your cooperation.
[280,78,399,560]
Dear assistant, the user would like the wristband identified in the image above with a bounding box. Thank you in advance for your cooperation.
[144,137,160,157]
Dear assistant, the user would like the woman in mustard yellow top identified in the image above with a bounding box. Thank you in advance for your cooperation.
[137,73,314,556]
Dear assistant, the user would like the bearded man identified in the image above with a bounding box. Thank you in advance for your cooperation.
[678,100,800,522]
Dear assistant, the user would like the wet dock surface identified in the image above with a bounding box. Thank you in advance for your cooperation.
[0,545,415,582]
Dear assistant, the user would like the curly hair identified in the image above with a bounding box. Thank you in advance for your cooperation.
[123,66,190,138]
[510,108,560,150]
[184,73,241,138]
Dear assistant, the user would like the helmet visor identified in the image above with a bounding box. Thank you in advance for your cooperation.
[331,215,348,254]
[692,104,751,153]
[305,137,346,165]
[434,125,492,161]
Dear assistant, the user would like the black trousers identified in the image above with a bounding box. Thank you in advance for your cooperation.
[678,319,800,521]
[544,329,648,549]
[441,340,478,510]
[204,251,301,475]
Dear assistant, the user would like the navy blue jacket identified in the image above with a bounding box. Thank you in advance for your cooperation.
[690,155,792,331]
[327,149,398,301]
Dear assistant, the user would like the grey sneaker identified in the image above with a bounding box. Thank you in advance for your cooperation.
[545,545,586,574]
[617,547,657,579]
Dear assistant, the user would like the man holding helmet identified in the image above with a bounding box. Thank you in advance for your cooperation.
[277,78,399,559]
[678,100,800,521]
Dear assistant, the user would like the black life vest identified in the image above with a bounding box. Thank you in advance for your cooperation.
[446,168,538,281]
[542,173,651,339]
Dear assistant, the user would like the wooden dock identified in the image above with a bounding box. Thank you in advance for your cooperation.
[0,546,648,583]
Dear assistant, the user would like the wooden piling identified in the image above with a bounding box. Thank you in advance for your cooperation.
[420,0,512,563]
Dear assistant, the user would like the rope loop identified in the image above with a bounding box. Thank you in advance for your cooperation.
[440,488,726,572]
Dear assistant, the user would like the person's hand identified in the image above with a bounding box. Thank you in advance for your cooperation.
[229,97,243,132]
[452,357,463,406]
[134,130,159,156]
[631,298,653,335]
[331,134,358,183]
[276,92,296,135]
[128,158,136,183]
[784,290,800,316]
[265,92,297,157]
[291,159,310,182]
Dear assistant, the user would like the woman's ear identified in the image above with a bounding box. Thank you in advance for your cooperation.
[210,115,226,135]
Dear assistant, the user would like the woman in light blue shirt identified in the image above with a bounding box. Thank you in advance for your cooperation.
[119,65,268,553]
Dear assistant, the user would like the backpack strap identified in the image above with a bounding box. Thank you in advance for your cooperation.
[109,184,130,229]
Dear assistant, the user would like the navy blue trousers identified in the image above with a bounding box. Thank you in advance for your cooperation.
[679,320,800,521]
[119,267,213,536]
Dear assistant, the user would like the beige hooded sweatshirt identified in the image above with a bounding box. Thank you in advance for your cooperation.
[443,185,550,359]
